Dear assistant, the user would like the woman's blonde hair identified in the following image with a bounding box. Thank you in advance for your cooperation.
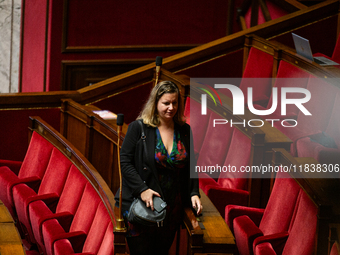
[137,81,185,127]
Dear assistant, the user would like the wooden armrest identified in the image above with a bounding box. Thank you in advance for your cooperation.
[183,206,203,247]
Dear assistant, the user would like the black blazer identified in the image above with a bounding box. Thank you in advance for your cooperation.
[115,119,200,212]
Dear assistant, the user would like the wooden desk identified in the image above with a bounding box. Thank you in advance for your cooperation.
[0,201,26,255]
[184,190,236,255]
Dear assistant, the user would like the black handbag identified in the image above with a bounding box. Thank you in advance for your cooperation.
[127,196,167,227]
[127,120,167,227]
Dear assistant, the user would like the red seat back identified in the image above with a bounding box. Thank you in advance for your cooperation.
[266,61,310,118]
[217,128,251,190]
[185,97,212,156]
[259,172,301,235]
[244,1,288,28]
[83,202,113,254]
[222,47,274,107]
[197,112,234,179]
[69,182,102,234]
[38,148,72,196]
[18,132,54,179]
[282,190,318,255]
[55,165,88,214]
[241,48,274,107]
[332,33,340,63]
[330,242,340,255]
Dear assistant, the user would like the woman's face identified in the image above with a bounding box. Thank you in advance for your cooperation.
[156,92,178,122]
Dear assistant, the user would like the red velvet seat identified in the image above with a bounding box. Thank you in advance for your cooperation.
[0,132,54,217]
[332,34,340,63]
[184,97,212,158]
[200,128,251,216]
[53,203,114,255]
[222,47,274,107]
[225,171,301,255]
[252,60,310,120]
[274,77,339,157]
[186,95,255,216]
[330,242,340,255]
[197,111,234,181]
[244,0,288,29]
[254,189,318,255]
[42,182,102,255]
[13,148,72,243]
[29,165,88,253]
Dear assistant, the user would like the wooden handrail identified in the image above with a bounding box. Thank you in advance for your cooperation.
[284,0,308,10]
[0,0,338,110]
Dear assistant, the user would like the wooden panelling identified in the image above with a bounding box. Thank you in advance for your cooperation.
[8,0,339,108]
[60,99,128,193]
[61,0,229,53]
[61,59,153,90]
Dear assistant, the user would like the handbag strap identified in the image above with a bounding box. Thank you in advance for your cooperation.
[138,119,148,160]
[137,119,164,198]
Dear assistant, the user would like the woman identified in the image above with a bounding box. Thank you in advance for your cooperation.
[115,81,202,255]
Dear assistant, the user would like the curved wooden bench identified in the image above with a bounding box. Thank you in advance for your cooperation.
[0,116,126,255]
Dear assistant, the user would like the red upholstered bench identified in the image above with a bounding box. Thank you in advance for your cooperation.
[226,170,318,255]
[0,117,118,255]
[243,34,340,165]
[184,86,290,214]
[225,171,301,255]
[252,60,311,120]
[13,147,72,244]
[0,131,54,218]
[42,183,113,255]
[272,77,340,164]
[185,97,252,215]
[253,188,318,255]
[29,165,88,253]
[199,125,251,216]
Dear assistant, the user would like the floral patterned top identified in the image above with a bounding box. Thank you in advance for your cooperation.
[155,127,187,206]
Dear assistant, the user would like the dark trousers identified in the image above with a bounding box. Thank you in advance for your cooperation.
[126,226,177,255]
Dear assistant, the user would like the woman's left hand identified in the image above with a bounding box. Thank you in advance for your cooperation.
[191,195,203,215]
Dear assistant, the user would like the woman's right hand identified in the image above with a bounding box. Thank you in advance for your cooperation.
[140,189,160,211]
